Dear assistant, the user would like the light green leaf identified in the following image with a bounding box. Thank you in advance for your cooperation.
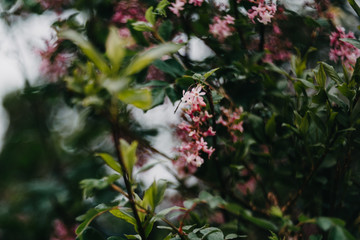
[204,68,219,80]
[118,88,152,110]
[106,26,126,73]
[156,0,170,16]
[110,209,137,227]
[119,139,138,180]
[95,153,122,174]
[124,43,182,76]
[348,0,360,17]
[143,179,167,210]
[132,21,154,32]
[59,29,110,74]
[145,7,156,25]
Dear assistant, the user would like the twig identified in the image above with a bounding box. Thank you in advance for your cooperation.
[109,102,147,240]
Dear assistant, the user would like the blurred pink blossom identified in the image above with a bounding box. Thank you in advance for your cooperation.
[38,0,70,13]
[247,1,277,25]
[50,219,76,240]
[217,106,244,142]
[209,15,235,42]
[169,0,186,16]
[38,39,72,81]
[329,27,360,70]
[112,1,146,24]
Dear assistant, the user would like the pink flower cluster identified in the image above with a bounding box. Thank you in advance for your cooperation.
[169,0,204,16]
[112,1,146,24]
[50,219,76,240]
[217,106,244,142]
[38,40,72,81]
[263,24,292,63]
[175,85,216,172]
[247,1,277,25]
[209,15,235,42]
[329,27,360,70]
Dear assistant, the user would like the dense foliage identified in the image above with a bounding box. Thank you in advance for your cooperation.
[1,0,360,239]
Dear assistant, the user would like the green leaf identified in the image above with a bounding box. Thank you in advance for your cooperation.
[59,29,110,74]
[156,0,170,16]
[337,83,356,101]
[225,233,246,239]
[316,217,333,231]
[118,88,152,110]
[132,21,154,32]
[143,179,167,210]
[348,0,360,18]
[155,206,185,219]
[95,153,122,174]
[295,78,316,89]
[200,227,224,240]
[153,59,184,77]
[265,114,276,139]
[203,68,219,80]
[309,235,323,240]
[80,174,121,198]
[110,209,137,227]
[76,205,113,236]
[315,63,326,88]
[158,20,173,41]
[106,26,126,73]
[340,38,360,49]
[125,234,142,240]
[119,140,138,180]
[145,7,156,25]
[124,43,182,76]
[321,62,342,84]
[269,206,283,218]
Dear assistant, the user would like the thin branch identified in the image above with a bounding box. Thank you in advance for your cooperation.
[109,102,147,240]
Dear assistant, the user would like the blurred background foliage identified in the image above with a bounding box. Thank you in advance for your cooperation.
[0,0,360,239]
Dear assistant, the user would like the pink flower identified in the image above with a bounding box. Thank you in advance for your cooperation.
[209,15,235,42]
[38,0,70,13]
[174,84,216,171]
[247,2,277,25]
[169,0,185,16]
[329,27,360,70]
[189,0,204,7]
[217,106,244,142]
[112,1,146,24]
[38,39,72,81]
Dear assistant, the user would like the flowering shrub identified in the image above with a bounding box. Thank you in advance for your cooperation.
[2,0,360,240]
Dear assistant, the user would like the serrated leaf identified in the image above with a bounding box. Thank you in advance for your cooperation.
[118,88,152,110]
[119,140,138,180]
[106,26,126,73]
[59,29,110,74]
[95,153,122,174]
[124,43,182,76]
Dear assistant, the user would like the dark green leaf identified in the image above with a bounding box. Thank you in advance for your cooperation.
[348,0,360,18]
[158,20,173,41]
